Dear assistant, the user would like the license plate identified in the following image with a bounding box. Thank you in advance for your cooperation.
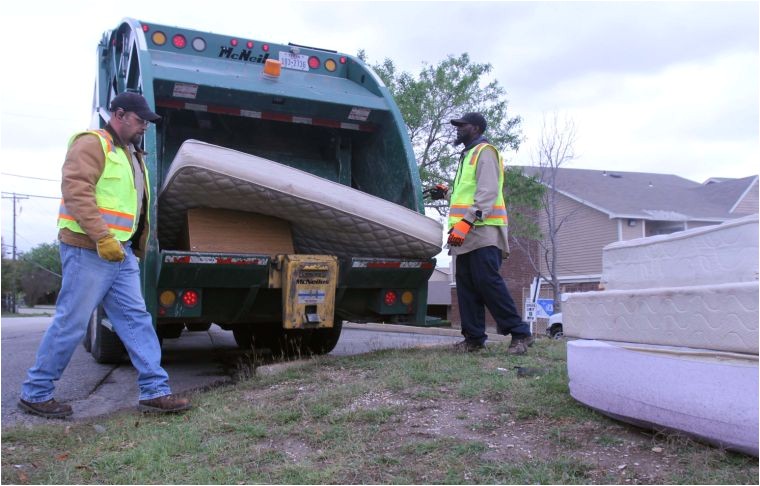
[279,52,309,71]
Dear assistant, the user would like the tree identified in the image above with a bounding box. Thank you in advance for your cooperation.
[363,52,523,215]
[18,242,62,307]
[515,113,578,311]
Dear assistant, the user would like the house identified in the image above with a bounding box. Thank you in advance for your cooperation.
[520,168,758,292]
[447,168,759,327]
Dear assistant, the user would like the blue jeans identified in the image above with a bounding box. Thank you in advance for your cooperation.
[21,242,171,403]
[455,246,531,345]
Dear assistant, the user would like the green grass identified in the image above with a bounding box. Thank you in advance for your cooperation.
[2,339,757,484]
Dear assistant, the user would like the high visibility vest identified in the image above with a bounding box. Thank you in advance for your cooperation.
[448,143,507,229]
[57,129,149,241]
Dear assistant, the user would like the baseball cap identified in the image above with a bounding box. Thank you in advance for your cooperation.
[450,112,487,133]
[109,92,161,122]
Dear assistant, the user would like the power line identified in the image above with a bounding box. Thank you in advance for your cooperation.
[1,172,59,182]
[1,191,59,200]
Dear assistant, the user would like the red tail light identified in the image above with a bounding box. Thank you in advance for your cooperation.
[308,56,321,69]
[384,291,397,306]
[182,290,199,307]
[172,34,187,49]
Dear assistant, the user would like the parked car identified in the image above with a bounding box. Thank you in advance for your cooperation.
[546,313,563,338]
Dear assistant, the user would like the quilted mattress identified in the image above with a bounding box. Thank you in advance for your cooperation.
[157,140,443,260]
[602,214,759,290]
[563,281,759,355]
[567,340,759,455]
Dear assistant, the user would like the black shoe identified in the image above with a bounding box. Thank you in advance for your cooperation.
[453,339,485,352]
[18,398,73,419]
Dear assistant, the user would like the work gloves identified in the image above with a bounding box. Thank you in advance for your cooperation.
[424,184,448,200]
[447,219,473,247]
[97,234,125,262]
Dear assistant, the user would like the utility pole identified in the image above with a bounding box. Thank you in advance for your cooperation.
[2,192,29,313]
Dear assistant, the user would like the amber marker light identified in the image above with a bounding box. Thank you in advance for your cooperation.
[324,59,337,72]
[401,291,414,305]
[159,290,176,307]
[263,59,282,79]
[152,31,167,46]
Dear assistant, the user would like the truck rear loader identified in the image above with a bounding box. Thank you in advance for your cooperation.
[83,19,441,362]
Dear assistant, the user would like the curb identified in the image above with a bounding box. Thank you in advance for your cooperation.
[343,321,510,342]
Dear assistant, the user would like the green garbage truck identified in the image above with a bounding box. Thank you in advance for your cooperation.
[84,18,441,363]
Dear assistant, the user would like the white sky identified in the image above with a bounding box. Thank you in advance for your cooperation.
[1,0,758,254]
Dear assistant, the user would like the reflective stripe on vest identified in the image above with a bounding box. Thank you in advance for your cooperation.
[448,143,508,229]
[57,129,144,241]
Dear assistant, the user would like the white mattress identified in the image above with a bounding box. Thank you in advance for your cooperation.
[563,281,758,355]
[157,140,443,260]
[602,214,758,290]
[567,339,759,456]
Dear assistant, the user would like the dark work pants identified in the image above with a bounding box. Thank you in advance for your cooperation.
[455,246,531,345]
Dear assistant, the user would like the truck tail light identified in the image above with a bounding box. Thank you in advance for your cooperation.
[401,291,414,305]
[152,31,167,46]
[308,56,321,69]
[172,34,187,49]
[159,290,176,307]
[384,290,397,306]
[182,290,199,307]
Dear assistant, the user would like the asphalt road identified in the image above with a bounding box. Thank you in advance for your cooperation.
[1,313,470,427]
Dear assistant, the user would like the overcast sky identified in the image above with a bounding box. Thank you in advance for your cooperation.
[1,0,758,253]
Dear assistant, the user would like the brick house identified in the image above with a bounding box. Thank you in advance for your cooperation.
[447,168,759,331]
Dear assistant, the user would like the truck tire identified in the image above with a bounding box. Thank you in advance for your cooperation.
[82,310,94,352]
[89,306,126,364]
[307,320,343,355]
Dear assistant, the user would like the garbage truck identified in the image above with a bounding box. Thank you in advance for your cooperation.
[83,18,442,362]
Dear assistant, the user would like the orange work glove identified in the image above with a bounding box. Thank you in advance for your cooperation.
[427,184,448,200]
[96,234,125,262]
[447,219,473,246]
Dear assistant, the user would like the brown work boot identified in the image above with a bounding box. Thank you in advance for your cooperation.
[453,339,485,353]
[524,335,536,347]
[138,394,191,413]
[18,398,73,419]
[507,337,529,355]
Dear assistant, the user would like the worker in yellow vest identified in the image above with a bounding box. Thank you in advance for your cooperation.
[439,112,533,354]
[19,92,190,418]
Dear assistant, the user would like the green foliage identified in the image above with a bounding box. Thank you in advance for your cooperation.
[2,241,61,308]
[368,53,521,189]
[17,241,61,306]
[363,52,544,236]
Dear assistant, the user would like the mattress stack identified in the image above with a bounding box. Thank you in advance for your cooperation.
[563,214,759,455]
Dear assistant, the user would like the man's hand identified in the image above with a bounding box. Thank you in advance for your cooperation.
[447,219,473,246]
[424,183,448,200]
[96,235,125,262]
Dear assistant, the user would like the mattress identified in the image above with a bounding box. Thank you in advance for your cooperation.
[602,214,758,290]
[567,339,759,456]
[562,281,758,355]
[157,140,443,260]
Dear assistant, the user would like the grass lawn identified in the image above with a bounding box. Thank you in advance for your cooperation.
[2,339,757,484]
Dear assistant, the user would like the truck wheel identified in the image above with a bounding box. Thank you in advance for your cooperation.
[233,325,285,355]
[82,309,94,352]
[550,324,564,339]
[307,320,343,355]
[89,306,126,364]
[185,323,212,332]
[158,323,184,339]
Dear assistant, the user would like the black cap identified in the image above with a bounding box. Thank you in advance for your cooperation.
[109,92,161,122]
[450,112,487,133]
